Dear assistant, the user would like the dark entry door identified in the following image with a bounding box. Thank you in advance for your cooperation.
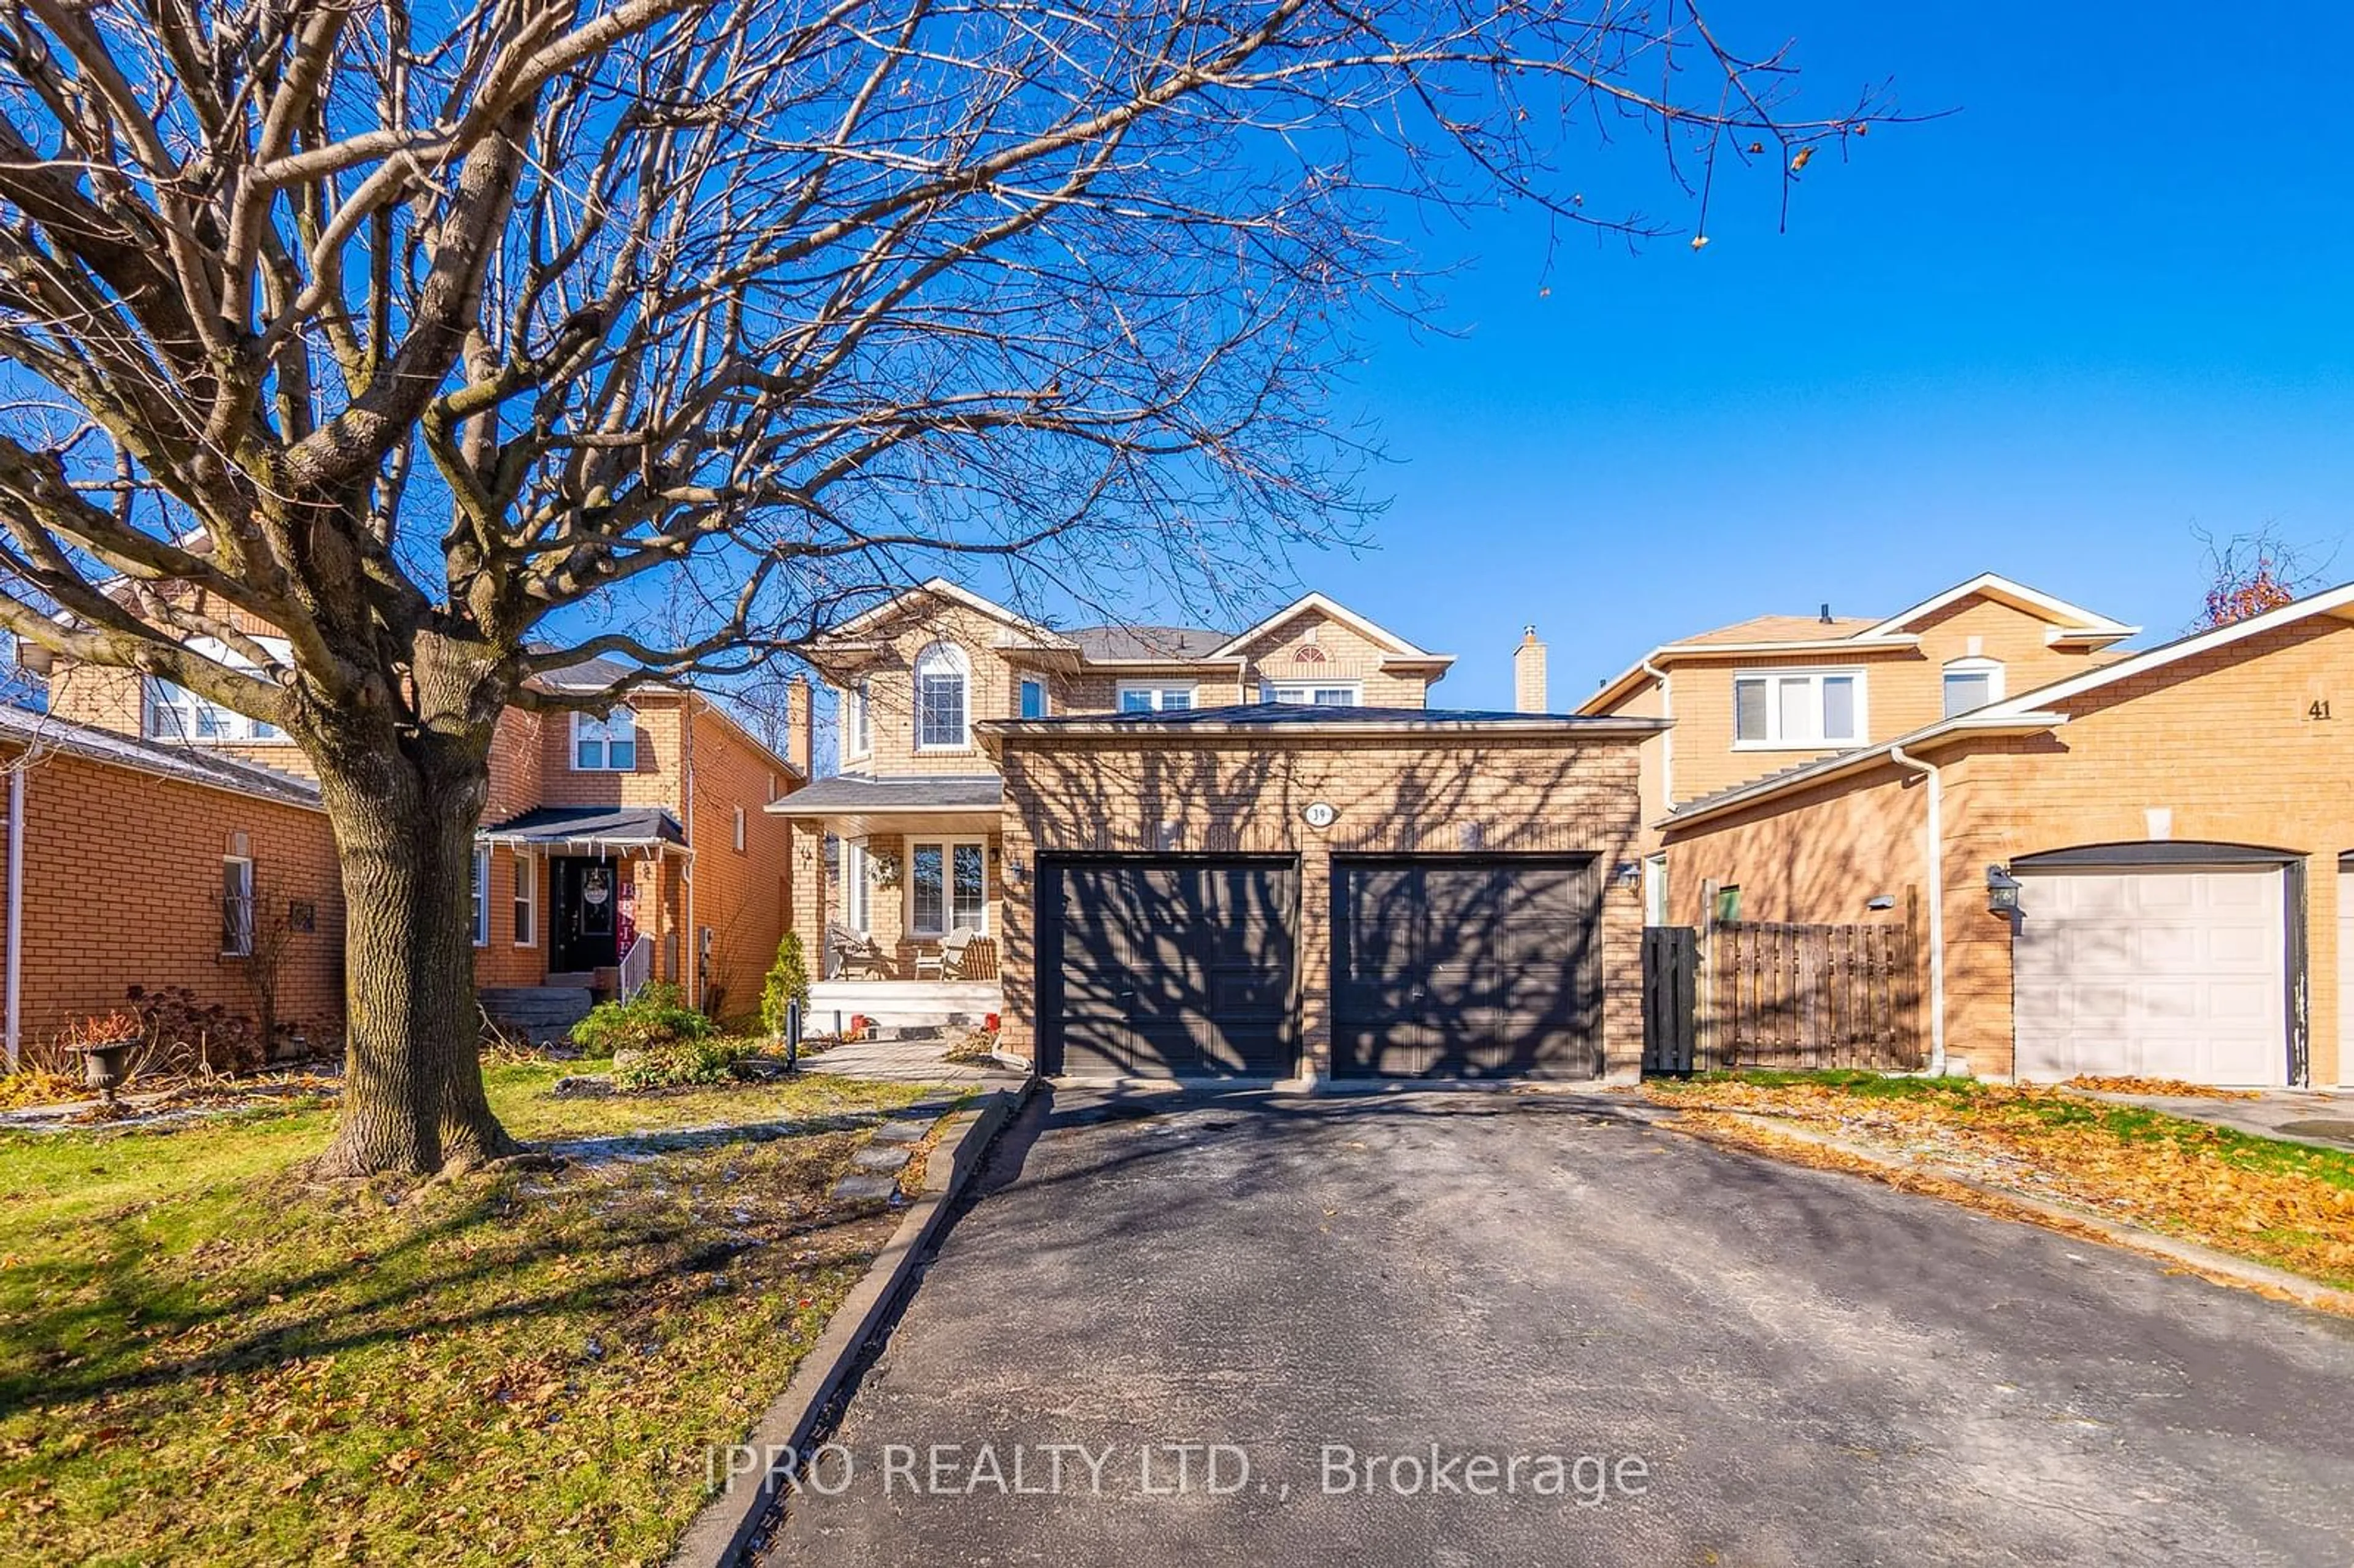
[552,858,620,972]
[1044,858,1298,1078]
[1332,856,1602,1079]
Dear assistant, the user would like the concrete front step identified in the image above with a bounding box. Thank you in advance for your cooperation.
[481,986,595,1045]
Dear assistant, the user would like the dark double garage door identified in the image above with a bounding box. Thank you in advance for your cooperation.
[1040,855,1602,1081]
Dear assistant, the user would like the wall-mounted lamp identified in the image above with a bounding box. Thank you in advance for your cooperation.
[1865,894,1895,912]
[1986,864,2021,916]
[1611,861,1642,891]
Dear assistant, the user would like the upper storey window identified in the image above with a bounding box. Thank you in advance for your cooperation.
[1118,683,1195,713]
[142,634,290,743]
[914,643,970,750]
[1733,669,1863,748]
[844,679,872,758]
[1942,658,2005,718]
[1262,680,1360,706]
[573,707,639,771]
[146,680,281,742]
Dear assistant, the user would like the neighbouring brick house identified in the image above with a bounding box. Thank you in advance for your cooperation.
[1627,579,2354,1089]
[0,703,345,1064]
[775,581,1661,1083]
[31,623,809,1045]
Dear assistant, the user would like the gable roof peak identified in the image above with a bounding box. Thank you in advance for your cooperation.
[1206,590,1442,661]
[1853,571,2138,642]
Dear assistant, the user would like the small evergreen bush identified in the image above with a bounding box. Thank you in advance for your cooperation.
[759,931,812,1038]
[571,981,714,1058]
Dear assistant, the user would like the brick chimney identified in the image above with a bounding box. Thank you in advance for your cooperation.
[785,677,813,775]
[1513,625,1547,714]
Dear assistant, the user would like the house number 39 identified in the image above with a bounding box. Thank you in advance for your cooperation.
[2312,699,2334,721]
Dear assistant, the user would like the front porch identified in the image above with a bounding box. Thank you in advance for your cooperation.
[806,978,1005,1033]
[773,772,1009,1032]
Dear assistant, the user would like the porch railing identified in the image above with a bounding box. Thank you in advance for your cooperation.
[617,934,653,1001]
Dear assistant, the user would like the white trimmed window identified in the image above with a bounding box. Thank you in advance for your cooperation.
[842,840,870,934]
[842,840,870,933]
[143,634,291,744]
[148,682,284,742]
[844,680,872,758]
[913,644,970,750]
[1942,657,2005,718]
[470,844,491,946]
[1733,669,1864,748]
[1117,682,1196,713]
[572,707,638,771]
[1260,680,1361,707]
[512,854,536,946]
[1019,677,1049,719]
[908,837,986,937]
[221,855,254,956]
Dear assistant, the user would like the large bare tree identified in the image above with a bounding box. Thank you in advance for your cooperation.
[0,0,1893,1174]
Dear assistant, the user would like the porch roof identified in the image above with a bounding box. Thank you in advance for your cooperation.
[481,804,686,853]
[768,773,1002,816]
[768,772,1002,838]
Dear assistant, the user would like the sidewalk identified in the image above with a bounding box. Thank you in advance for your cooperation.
[799,1033,1025,1087]
[2066,1086,2354,1151]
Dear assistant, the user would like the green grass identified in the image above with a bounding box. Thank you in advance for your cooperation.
[0,1059,948,1566]
[1650,1070,2354,1288]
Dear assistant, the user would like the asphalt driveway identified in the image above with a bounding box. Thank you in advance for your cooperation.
[764,1087,2354,1566]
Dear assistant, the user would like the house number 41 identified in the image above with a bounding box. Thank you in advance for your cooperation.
[2312,699,2334,721]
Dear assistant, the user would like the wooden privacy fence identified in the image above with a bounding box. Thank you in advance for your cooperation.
[1698,913,1924,1071]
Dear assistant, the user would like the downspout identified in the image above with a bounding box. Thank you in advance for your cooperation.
[1640,659,1673,813]
[1887,745,1946,1076]
[682,699,697,1010]
[4,759,21,1072]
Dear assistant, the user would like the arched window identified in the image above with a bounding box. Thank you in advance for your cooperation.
[913,643,970,750]
[1941,657,2005,718]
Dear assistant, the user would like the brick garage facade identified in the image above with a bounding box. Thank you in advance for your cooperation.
[0,737,345,1054]
[989,720,1655,1080]
[1664,606,2354,1085]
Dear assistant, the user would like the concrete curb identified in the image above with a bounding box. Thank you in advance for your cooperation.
[1693,1109,2354,1319]
[666,1083,1029,1568]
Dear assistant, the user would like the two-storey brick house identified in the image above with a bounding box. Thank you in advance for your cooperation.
[771,580,1670,1089]
[1574,573,2140,920]
[30,614,808,1044]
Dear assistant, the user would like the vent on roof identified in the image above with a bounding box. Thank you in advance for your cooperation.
[1819,602,1833,625]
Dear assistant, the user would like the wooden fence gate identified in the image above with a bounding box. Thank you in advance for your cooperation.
[1642,925,1699,1075]
[1698,910,1924,1071]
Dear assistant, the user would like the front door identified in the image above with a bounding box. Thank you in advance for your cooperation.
[552,858,620,972]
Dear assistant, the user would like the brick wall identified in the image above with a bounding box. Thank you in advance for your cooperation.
[995,731,1645,1079]
[1,745,345,1051]
[1596,592,2120,812]
[686,699,796,1024]
[1225,608,1434,707]
[1661,614,2354,1084]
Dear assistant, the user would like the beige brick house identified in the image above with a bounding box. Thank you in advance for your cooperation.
[1578,573,2143,915]
[1634,579,2354,1089]
[775,580,1659,1082]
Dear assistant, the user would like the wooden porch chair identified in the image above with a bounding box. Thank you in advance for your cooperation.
[917,926,981,981]
[828,924,893,980]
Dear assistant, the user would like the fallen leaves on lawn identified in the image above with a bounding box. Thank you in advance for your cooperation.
[1647,1078,2354,1291]
[2063,1075,2261,1100]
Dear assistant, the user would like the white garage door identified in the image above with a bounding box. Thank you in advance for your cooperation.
[2013,866,2287,1086]
[2339,865,2353,1087]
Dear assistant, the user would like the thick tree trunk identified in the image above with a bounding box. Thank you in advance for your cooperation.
[311,738,520,1177]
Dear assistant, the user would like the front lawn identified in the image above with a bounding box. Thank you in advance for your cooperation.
[0,1059,948,1566]
[1647,1073,2354,1291]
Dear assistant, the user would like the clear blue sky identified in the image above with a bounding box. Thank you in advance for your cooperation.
[1270,0,2354,709]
